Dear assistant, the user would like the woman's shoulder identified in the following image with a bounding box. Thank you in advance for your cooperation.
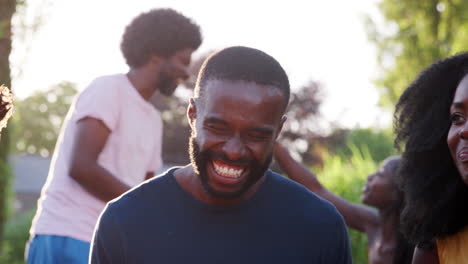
[437,225,468,263]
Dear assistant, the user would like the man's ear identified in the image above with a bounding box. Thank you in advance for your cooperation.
[275,115,287,140]
[187,98,197,129]
[149,54,164,66]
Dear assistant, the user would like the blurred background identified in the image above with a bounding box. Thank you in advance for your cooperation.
[1,0,468,263]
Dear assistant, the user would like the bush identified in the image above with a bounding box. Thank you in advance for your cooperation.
[0,210,35,264]
[314,144,378,264]
[334,128,396,163]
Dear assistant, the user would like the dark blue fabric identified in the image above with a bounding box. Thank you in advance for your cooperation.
[91,169,352,264]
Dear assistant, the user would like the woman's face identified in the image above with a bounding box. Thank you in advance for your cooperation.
[447,74,468,185]
[361,158,399,208]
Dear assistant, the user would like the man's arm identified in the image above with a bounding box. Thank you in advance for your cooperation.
[274,142,378,232]
[69,117,130,202]
[145,171,155,180]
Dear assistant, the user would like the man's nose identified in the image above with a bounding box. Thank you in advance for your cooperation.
[180,67,189,80]
[222,136,247,161]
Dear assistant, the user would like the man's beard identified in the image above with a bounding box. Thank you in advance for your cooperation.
[157,71,178,96]
[189,135,272,200]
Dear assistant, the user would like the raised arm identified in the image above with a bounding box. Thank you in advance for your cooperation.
[69,117,131,202]
[274,142,378,232]
[412,244,439,264]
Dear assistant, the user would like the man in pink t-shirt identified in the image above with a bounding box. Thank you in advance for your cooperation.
[26,8,202,264]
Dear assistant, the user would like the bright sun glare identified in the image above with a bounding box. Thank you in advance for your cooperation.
[11,0,389,129]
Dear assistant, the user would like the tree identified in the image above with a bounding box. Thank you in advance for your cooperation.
[12,82,78,156]
[365,0,468,109]
[0,0,17,253]
[332,127,396,163]
[151,89,192,165]
[279,80,345,167]
[0,0,48,252]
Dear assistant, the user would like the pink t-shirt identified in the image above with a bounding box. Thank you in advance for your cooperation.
[29,74,163,242]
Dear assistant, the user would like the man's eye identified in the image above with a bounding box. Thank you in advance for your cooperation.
[246,132,270,141]
[206,125,228,133]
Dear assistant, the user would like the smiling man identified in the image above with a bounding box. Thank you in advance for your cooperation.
[91,46,351,264]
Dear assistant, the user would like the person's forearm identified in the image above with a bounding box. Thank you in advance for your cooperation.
[145,171,155,180]
[274,143,323,192]
[70,163,131,202]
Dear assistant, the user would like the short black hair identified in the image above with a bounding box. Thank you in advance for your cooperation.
[121,8,202,68]
[194,46,290,106]
[394,52,468,245]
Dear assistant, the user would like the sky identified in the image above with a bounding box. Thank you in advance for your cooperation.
[10,0,391,129]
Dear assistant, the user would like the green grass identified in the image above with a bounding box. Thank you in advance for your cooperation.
[314,144,378,264]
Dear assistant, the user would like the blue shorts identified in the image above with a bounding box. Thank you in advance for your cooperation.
[26,235,90,264]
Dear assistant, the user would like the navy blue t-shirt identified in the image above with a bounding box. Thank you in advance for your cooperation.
[91,169,352,263]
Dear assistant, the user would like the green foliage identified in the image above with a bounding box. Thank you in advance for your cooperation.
[365,0,468,109]
[0,160,31,264]
[0,160,13,253]
[314,146,378,264]
[281,80,326,165]
[0,210,34,264]
[12,81,77,156]
[0,160,14,219]
[1,0,48,254]
[334,128,397,163]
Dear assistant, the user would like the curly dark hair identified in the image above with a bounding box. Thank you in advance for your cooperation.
[121,8,202,68]
[0,84,13,131]
[194,46,290,106]
[394,52,468,245]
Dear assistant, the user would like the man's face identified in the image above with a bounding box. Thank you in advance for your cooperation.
[157,48,193,96]
[188,79,286,200]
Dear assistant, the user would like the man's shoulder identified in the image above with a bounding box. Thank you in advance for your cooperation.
[267,170,327,205]
[81,74,126,94]
[106,169,176,214]
[265,171,350,258]
[268,171,344,222]
[90,73,125,85]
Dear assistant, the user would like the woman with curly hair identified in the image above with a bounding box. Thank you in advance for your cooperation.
[0,84,13,133]
[274,143,413,264]
[394,52,468,263]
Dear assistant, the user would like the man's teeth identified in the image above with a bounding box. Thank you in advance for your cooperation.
[213,162,243,178]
